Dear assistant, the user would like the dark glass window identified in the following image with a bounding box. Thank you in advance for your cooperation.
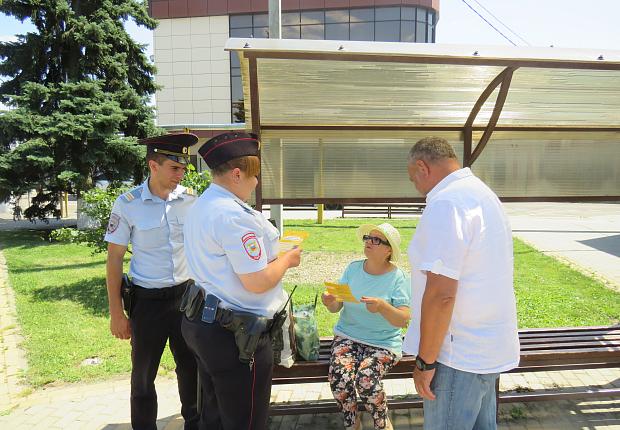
[283,25,301,39]
[230,27,252,38]
[350,22,374,41]
[302,24,324,40]
[350,8,374,23]
[375,7,400,21]
[401,20,415,43]
[254,27,269,38]
[283,12,300,25]
[325,23,349,40]
[231,76,243,102]
[416,7,427,23]
[375,21,400,42]
[325,9,349,23]
[230,15,252,28]
[428,10,435,25]
[229,7,435,121]
[301,11,324,25]
[416,21,427,42]
[230,52,241,68]
[254,13,269,27]
[401,7,416,21]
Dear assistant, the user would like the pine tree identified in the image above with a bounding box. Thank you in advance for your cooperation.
[0,0,158,220]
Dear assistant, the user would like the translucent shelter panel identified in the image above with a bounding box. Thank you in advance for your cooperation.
[238,52,253,128]
[256,59,504,126]
[260,131,463,200]
[498,69,620,126]
[471,131,620,197]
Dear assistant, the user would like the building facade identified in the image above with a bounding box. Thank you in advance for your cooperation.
[148,1,440,127]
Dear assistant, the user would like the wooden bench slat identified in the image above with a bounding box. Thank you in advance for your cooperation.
[272,326,620,415]
[519,334,620,344]
[520,329,620,336]
[518,327,620,335]
[519,340,620,350]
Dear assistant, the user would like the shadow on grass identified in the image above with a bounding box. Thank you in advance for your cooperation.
[30,275,109,316]
[11,260,104,274]
[0,230,54,249]
[514,249,537,255]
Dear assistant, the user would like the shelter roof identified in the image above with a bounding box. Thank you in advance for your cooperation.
[226,38,620,129]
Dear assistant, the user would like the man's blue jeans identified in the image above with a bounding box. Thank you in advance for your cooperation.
[423,362,499,430]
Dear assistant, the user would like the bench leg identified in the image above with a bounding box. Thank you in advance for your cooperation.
[495,376,500,423]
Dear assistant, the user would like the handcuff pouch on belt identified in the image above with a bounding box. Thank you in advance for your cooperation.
[121,274,135,318]
[179,281,204,320]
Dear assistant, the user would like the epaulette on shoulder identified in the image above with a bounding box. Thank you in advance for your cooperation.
[121,187,142,203]
[184,187,196,197]
[235,200,255,216]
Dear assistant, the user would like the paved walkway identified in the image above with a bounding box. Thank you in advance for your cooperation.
[504,202,620,290]
[0,203,618,429]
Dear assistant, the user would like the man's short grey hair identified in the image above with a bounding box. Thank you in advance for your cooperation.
[408,137,457,163]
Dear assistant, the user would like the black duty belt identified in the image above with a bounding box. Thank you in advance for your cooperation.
[133,280,190,300]
[190,298,274,328]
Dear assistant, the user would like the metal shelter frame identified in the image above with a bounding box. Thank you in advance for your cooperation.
[176,39,620,210]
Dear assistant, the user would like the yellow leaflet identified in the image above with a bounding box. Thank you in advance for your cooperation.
[324,282,359,303]
[279,230,309,256]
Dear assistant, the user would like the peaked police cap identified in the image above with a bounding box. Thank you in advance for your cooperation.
[198,132,259,169]
[138,133,198,165]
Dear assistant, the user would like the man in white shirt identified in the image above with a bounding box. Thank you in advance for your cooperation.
[402,137,519,430]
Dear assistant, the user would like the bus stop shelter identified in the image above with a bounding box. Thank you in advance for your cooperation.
[224,38,620,210]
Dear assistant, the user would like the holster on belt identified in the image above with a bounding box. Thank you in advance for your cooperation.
[220,311,271,364]
[121,274,135,318]
[179,280,204,320]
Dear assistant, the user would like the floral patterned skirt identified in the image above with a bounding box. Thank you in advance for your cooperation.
[328,336,399,429]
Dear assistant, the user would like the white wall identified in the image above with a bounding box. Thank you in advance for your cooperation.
[154,16,231,126]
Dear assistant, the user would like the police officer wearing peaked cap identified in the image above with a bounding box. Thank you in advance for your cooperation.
[105,133,200,430]
[182,131,302,430]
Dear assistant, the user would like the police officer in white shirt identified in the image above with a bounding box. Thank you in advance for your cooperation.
[402,137,519,430]
[105,133,200,430]
[182,132,302,430]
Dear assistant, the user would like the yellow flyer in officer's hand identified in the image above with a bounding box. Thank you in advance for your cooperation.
[324,282,359,303]
[279,230,309,256]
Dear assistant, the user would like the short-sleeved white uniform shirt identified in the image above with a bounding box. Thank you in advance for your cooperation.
[104,179,196,289]
[183,183,285,317]
[402,168,520,374]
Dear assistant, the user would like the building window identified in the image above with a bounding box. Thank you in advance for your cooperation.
[229,6,437,122]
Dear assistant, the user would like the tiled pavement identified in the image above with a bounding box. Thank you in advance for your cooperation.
[1,203,619,429]
[0,369,618,429]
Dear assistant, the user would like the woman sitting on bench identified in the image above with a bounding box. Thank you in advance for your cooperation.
[321,223,411,430]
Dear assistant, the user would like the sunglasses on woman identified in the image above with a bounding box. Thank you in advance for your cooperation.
[362,235,390,246]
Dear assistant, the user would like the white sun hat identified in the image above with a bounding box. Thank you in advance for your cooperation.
[356,222,402,263]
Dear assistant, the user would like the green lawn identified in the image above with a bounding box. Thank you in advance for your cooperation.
[2,219,619,387]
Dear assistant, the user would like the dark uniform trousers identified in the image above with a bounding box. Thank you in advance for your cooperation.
[130,284,199,430]
[181,316,274,430]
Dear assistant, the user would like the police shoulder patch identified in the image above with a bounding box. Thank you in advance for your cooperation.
[107,213,121,234]
[242,232,262,260]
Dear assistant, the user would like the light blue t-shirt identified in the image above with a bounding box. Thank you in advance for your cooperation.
[334,260,411,355]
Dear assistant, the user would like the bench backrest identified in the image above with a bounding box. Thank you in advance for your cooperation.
[272,327,620,385]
